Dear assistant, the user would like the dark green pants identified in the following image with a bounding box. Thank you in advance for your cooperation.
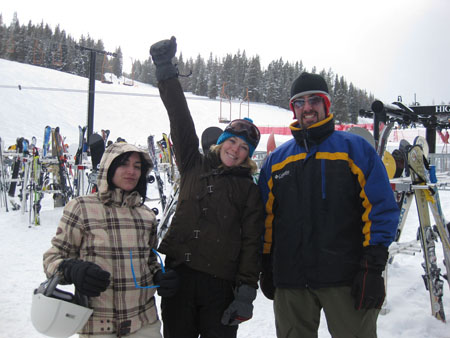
[274,286,380,338]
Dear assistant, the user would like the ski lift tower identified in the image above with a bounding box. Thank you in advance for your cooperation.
[239,88,250,119]
[101,54,113,84]
[76,45,117,144]
[219,83,231,123]
[123,57,135,86]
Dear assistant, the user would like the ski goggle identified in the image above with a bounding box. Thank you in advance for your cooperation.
[291,95,323,110]
[224,119,261,148]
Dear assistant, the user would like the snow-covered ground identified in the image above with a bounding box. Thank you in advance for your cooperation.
[1,59,450,337]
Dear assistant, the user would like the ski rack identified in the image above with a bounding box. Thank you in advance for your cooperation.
[360,100,450,153]
[0,144,94,223]
[385,176,450,321]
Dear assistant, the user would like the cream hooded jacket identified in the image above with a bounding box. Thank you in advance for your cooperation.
[43,142,161,336]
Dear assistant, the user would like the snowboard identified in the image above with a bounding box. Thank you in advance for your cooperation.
[391,149,406,178]
[267,132,276,155]
[347,126,375,148]
[89,133,105,171]
[382,150,396,179]
[399,139,412,177]
[75,126,86,166]
[201,127,223,154]
[414,135,429,158]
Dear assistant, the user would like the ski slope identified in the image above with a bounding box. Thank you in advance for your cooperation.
[1,59,450,337]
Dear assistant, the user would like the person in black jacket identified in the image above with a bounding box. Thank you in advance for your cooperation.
[258,72,399,337]
[149,36,264,338]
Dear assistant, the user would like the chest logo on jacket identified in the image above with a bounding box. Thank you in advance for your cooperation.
[274,170,290,180]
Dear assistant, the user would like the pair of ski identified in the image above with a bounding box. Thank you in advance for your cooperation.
[0,137,9,212]
[408,142,450,322]
[389,137,450,322]
[157,133,177,185]
[147,127,223,239]
[147,134,178,239]
[50,127,72,207]
[7,137,25,201]
[349,123,450,321]
[29,140,44,225]
[73,126,87,198]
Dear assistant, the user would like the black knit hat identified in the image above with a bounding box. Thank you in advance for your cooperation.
[290,72,329,97]
[289,72,331,116]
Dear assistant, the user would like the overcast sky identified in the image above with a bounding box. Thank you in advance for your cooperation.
[3,0,450,106]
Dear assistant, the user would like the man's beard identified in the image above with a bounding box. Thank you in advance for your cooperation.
[300,110,319,128]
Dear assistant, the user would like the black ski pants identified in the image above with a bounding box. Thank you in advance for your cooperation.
[161,264,238,338]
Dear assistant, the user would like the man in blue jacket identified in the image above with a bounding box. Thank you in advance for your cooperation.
[258,72,399,337]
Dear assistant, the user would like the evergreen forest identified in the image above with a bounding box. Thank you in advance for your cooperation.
[0,13,375,124]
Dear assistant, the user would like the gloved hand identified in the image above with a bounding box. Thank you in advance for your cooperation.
[260,254,275,300]
[154,268,179,297]
[221,284,257,326]
[149,36,178,82]
[60,259,111,297]
[351,245,388,310]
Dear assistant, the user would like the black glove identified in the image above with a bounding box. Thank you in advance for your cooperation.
[351,245,388,310]
[154,268,179,298]
[60,259,111,297]
[149,36,178,82]
[221,284,257,326]
[260,254,275,300]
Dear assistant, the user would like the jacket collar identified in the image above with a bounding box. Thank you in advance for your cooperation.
[204,151,252,179]
[290,114,335,151]
[99,188,142,207]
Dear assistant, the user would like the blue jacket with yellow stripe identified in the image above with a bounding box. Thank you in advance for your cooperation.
[258,115,399,289]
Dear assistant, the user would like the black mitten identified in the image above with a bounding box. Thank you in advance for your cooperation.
[351,245,388,310]
[154,268,179,298]
[60,259,110,297]
[149,36,178,82]
[259,254,275,300]
[221,284,257,326]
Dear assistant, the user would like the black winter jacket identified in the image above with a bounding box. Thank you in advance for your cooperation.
[258,116,399,289]
[157,78,264,288]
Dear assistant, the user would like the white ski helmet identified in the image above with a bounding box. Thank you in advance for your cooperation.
[31,274,93,338]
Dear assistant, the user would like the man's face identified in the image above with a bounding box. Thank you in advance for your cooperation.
[292,94,326,129]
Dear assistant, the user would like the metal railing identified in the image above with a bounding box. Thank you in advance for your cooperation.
[429,153,450,172]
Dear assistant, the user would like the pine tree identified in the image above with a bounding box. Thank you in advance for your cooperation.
[333,75,350,123]
[244,56,262,102]
[112,47,123,79]
[207,53,219,99]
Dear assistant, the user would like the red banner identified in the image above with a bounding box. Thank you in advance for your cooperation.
[257,123,374,135]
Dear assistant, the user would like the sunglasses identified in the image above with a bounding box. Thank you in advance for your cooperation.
[130,248,165,289]
[292,95,323,110]
[225,119,261,147]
